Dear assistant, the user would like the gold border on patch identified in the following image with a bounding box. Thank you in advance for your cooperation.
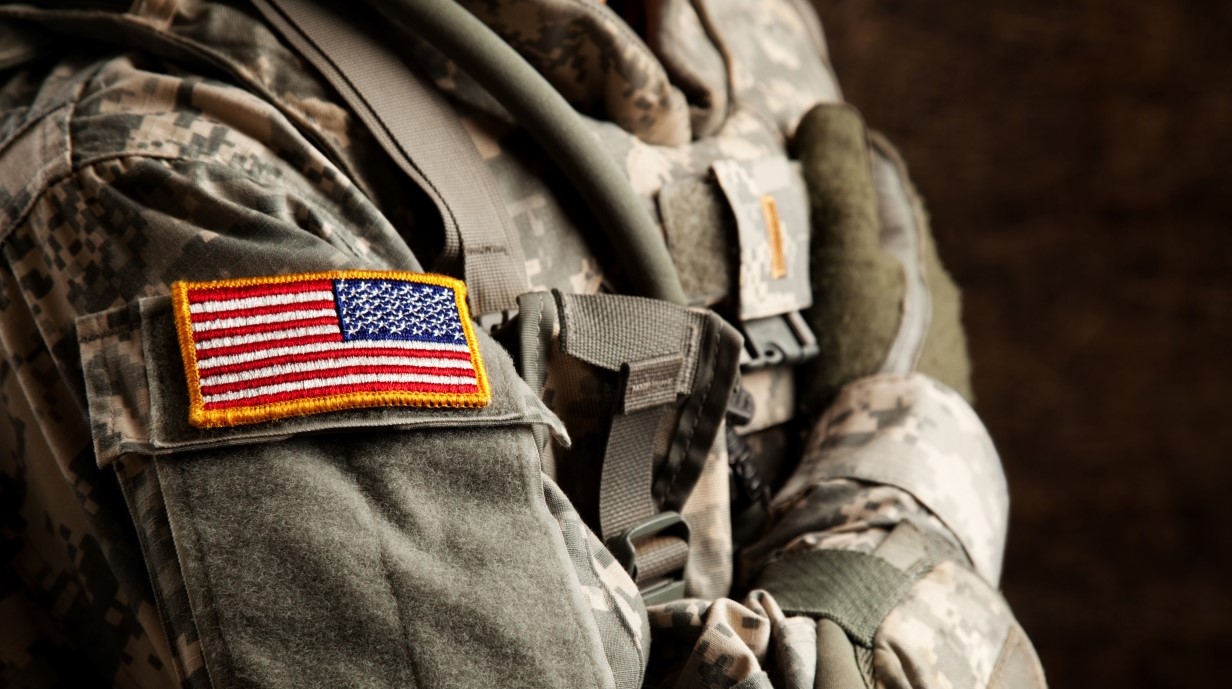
[171,270,491,428]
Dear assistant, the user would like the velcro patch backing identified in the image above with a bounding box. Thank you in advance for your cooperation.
[172,270,490,428]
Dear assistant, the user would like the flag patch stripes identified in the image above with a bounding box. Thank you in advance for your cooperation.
[172,270,490,428]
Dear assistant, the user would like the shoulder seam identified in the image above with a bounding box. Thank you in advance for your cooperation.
[0,152,191,248]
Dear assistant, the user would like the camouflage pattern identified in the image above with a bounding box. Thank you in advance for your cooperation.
[457,0,692,147]
[772,373,1009,584]
[541,476,650,689]
[409,0,844,300]
[712,157,813,321]
[734,366,796,436]
[875,561,1045,689]
[642,541,1044,689]
[678,422,733,600]
[0,0,1043,687]
[113,455,211,689]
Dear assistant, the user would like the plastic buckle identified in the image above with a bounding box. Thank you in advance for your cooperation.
[738,311,819,370]
[608,511,691,605]
[726,385,756,428]
[474,307,518,334]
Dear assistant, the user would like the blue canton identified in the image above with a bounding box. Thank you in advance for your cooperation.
[333,279,467,344]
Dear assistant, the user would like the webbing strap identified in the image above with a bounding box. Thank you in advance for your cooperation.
[554,293,688,545]
[757,521,946,648]
[601,406,669,542]
[757,549,914,648]
[551,292,741,593]
[631,536,691,584]
[252,0,528,317]
[361,0,687,305]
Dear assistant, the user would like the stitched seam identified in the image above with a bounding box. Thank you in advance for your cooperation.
[174,462,236,689]
[113,462,194,688]
[593,536,646,679]
[662,317,720,494]
[522,434,610,689]
[528,294,546,391]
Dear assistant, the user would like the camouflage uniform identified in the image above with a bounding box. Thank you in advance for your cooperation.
[0,1,1045,688]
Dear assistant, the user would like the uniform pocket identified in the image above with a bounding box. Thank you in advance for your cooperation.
[79,295,633,689]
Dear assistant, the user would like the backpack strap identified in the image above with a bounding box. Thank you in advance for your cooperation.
[519,291,742,603]
[252,0,529,320]
[356,0,687,306]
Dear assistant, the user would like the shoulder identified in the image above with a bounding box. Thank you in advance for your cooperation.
[1,51,328,235]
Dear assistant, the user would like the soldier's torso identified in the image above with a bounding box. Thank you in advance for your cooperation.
[0,2,1038,689]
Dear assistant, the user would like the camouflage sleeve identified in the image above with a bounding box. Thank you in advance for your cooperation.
[0,53,650,689]
[751,373,1046,688]
[641,374,1046,689]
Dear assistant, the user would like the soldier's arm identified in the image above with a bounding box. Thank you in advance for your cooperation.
[0,52,648,689]
[735,105,1048,687]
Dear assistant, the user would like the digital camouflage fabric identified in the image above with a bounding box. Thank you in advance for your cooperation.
[0,0,1045,687]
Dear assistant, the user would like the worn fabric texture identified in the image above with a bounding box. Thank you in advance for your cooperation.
[793,104,906,417]
[155,424,612,689]
[793,104,974,418]
[0,0,1041,687]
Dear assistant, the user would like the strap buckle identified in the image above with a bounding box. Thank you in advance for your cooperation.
[607,511,691,605]
[738,311,819,370]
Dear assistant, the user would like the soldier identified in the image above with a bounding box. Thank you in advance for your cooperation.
[0,1,1045,687]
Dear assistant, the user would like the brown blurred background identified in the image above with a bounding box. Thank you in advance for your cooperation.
[815,1,1232,686]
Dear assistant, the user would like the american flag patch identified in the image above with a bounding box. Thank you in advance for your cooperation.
[171,270,490,428]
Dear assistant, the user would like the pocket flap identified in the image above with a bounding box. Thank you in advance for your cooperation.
[79,295,567,466]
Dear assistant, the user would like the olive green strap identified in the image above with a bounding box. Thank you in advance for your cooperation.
[816,619,869,689]
[360,0,687,305]
[554,292,688,546]
[252,0,529,318]
[757,520,953,649]
[757,549,915,648]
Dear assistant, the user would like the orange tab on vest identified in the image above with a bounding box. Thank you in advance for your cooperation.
[171,270,490,428]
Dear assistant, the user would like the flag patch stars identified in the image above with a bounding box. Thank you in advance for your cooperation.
[172,270,490,428]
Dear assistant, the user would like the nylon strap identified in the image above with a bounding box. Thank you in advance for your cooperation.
[756,549,913,648]
[756,520,947,648]
[632,536,692,584]
[360,0,687,305]
[553,292,741,587]
[554,292,687,545]
[601,406,669,542]
[252,0,528,317]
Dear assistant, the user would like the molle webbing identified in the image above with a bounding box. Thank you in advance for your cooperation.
[520,292,742,590]
[552,292,741,537]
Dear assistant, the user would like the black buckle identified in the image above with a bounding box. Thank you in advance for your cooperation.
[738,311,818,370]
[608,511,691,605]
[726,385,756,428]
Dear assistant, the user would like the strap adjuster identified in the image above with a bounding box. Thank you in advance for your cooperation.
[607,511,691,605]
[738,311,819,370]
